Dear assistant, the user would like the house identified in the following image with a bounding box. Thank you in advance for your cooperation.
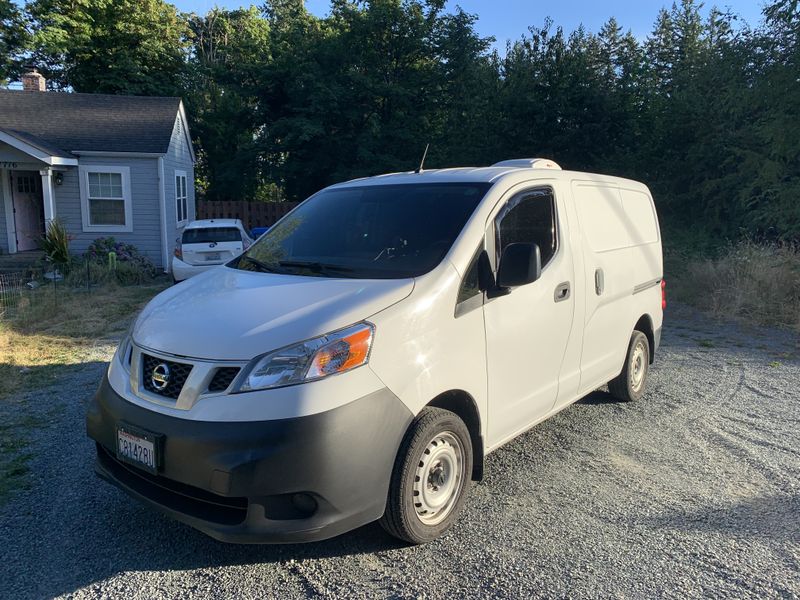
[0,70,196,272]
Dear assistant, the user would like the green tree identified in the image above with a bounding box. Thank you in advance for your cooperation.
[25,0,190,95]
[0,0,27,85]
[261,0,450,200]
[186,7,271,201]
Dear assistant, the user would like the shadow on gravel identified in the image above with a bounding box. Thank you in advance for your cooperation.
[52,508,405,598]
[2,360,410,599]
[642,493,800,543]
[578,390,620,405]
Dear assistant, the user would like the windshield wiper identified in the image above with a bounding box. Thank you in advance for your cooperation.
[240,255,282,273]
[278,260,356,276]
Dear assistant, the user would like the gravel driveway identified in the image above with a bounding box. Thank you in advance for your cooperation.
[1,303,798,599]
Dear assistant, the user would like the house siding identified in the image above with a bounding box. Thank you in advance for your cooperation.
[162,112,196,262]
[55,157,164,267]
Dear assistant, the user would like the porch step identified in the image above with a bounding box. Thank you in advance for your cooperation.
[0,251,45,276]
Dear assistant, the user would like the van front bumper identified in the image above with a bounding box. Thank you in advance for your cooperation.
[86,374,413,544]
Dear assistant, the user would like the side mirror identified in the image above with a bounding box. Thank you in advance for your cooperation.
[496,243,542,289]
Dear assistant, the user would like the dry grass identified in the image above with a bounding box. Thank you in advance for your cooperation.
[670,241,800,331]
[0,281,169,398]
[0,280,167,501]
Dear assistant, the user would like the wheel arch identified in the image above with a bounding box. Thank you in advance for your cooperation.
[633,313,655,363]
[427,389,484,481]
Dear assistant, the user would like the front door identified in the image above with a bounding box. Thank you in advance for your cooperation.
[484,185,576,447]
[11,171,44,251]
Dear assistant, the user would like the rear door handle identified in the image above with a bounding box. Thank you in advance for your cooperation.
[554,281,571,302]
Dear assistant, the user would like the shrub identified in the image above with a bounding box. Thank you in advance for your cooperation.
[39,220,71,265]
[675,240,800,331]
[84,237,157,284]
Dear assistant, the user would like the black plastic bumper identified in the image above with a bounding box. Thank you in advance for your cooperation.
[86,374,413,544]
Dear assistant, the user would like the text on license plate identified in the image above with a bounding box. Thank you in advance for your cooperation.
[117,429,156,471]
[205,252,221,261]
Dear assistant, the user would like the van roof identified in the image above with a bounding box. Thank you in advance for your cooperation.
[331,165,647,190]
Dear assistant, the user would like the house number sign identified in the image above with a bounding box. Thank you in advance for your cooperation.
[0,162,19,168]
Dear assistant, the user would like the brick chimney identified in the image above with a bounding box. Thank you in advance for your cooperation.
[21,68,46,92]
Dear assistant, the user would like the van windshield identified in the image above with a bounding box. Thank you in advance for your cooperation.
[232,183,490,279]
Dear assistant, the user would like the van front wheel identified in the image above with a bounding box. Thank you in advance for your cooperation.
[608,330,650,402]
[379,407,472,544]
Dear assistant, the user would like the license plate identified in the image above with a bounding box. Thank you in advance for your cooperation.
[116,424,160,474]
[204,252,221,261]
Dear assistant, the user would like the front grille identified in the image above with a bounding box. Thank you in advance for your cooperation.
[141,354,192,399]
[208,367,240,393]
[97,444,248,526]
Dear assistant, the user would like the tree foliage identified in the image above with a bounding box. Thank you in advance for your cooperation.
[2,0,799,240]
[24,0,190,94]
[0,0,27,84]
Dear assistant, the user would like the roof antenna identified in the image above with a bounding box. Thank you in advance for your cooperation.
[415,143,430,174]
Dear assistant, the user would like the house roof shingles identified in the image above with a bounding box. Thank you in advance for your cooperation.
[0,90,181,155]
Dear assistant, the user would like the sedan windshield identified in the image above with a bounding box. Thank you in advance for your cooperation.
[231,183,490,279]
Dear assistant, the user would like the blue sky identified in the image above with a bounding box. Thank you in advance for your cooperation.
[172,0,767,47]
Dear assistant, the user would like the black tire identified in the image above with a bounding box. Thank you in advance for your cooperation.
[608,330,650,402]
[380,407,473,544]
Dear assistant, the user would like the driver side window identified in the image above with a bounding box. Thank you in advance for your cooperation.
[495,188,557,268]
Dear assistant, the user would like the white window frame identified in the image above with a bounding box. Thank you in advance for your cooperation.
[78,165,133,233]
[175,170,188,226]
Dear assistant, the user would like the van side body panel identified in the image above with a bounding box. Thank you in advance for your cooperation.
[482,179,577,446]
[571,180,663,394]
[367,260,489,440]
[370,171,663,455]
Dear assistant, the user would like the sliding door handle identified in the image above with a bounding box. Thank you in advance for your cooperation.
[595,268,604,295]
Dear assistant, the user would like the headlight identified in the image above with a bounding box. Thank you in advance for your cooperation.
[237,322,375,392]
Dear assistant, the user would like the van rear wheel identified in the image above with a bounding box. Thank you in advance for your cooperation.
[608,330,650,402]
[379,407,472,544]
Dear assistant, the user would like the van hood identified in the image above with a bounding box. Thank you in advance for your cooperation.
[134,266,414,361]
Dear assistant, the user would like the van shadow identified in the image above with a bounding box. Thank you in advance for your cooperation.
[640,492,800,544]
[577,389,620,405]
[0,360,408,599]
[35,496,405,598]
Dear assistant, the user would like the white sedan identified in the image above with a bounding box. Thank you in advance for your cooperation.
[172,219,253,283]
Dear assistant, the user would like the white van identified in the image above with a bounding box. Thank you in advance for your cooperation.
[87,159,664,545]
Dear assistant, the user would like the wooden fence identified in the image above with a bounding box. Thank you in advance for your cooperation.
[196,201,299,231]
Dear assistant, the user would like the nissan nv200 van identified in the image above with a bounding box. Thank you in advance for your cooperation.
[87,158,664,544]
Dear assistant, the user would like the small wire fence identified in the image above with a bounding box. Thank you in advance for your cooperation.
[0,257,164,323]
[0,271,27,320]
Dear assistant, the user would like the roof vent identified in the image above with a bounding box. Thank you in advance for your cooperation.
[492,158,562,170]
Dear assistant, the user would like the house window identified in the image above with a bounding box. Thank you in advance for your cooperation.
[79,166,132,232]
[16,175,36,193]
[175,170,188,224]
